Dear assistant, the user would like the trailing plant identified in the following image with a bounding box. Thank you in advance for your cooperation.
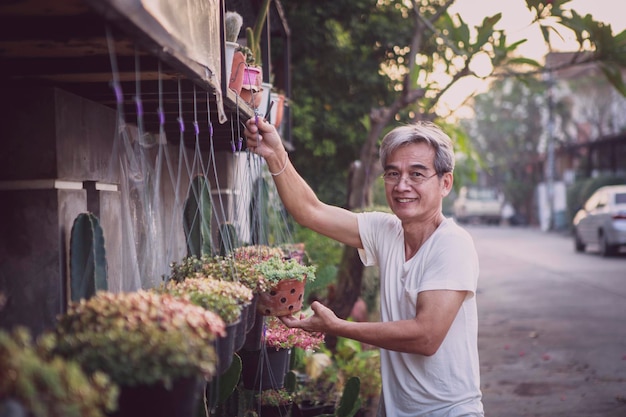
[70,212,107,301]
[0,327,118,417]
[233,245,284,264]
[53,290,225,388]
[265,315,324,352]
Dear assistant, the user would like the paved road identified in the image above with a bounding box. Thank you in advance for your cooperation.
[466,225,626,417]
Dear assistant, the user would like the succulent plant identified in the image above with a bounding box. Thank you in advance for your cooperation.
[264,315,324,352]
[255,388,295,407]
[53,290,225,388]
[159,277,252,325]
[0,327,118,417]
[254,255,316,286]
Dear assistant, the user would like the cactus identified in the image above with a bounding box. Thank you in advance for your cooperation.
[245,0,270,65]
[218,222,240,256]
[205,353,242,412]
[284,370,297,394]
[317,376,361,417]
[183,176,213,257]
[225,11,243,43]
[250,178,269,245]
[70,212,107,301]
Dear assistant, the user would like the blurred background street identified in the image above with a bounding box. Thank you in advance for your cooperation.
[468,225,626,417]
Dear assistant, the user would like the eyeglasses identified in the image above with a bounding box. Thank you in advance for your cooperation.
[381,171,439,185]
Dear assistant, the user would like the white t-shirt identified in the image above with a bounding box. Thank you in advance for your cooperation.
[357,212,484,417]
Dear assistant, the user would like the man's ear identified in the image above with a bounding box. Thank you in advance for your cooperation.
[441,172,453,197]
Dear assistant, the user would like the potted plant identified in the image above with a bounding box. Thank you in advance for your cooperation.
[225,11,244,94]
[52,290,226,417]
[240,313,324,392]
[237,0,271,109]
[0,327,118,417]
[253,254,317,317]
[264,315,325,352]
[255,388,295,417]
[158,276,253,372]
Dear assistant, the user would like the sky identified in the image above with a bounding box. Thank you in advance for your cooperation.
[439,0,626,118]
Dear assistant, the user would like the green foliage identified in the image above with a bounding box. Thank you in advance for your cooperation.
[463,76,547,221]
[0,328,118,417]
[293,224,342,299]
[333,376,361,417]
[333,337,381,400]
[70,212,107,301]
[53,291,225,387]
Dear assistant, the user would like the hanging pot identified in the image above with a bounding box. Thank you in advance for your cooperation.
[239,348,291,391]
[246,294,259,333]
[233,316,248,352]
[110,376,202,417]
[242,309,264,351]
[257,403,293,417]
[257,278,306,317]
[215,321,238,375]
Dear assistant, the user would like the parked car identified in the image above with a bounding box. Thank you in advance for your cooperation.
[453,186,502,225]
[573,184,626,256]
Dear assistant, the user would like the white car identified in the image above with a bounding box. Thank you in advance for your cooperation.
[453,186,502,225]
[573,184,626,256]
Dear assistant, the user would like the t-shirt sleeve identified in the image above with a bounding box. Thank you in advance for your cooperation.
[411,224,479,298]
[356,212,393,267]
[413,226,479,298]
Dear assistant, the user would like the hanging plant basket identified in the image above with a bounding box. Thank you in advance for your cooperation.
[110,376,203,417]
[257,277,306,317]
[239,348,291,390]
[215,321,238,375]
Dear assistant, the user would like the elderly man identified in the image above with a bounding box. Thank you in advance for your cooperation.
[244,118,484,417]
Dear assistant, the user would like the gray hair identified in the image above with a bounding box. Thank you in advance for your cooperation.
[379,121,455,175]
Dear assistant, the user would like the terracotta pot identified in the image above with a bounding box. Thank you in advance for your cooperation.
[269,92,285,128]
[228,51,246,95]
[239,87,264,109]
[257,277,306,317]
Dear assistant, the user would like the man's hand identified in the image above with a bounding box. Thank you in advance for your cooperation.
[244,116,283,159]
[279,301,338,335]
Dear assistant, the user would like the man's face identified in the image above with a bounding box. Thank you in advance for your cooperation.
[383,142,452,223]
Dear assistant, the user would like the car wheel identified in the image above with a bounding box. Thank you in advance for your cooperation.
[574,229,585,252]
[600,233,618,257]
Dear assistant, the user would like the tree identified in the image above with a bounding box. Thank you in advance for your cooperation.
[281,0,626,330]
[463,76,547,225]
